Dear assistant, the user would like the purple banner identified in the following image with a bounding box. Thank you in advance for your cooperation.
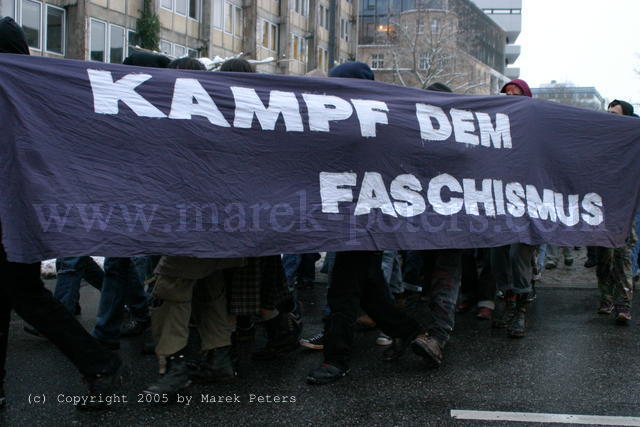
[1,54,640,262]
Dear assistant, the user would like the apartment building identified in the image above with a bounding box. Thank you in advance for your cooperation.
[1,0,359,76]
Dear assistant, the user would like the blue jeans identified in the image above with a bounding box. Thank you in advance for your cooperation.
[53,257,104,314]
[381,250,403,300]
[92,257,150,343]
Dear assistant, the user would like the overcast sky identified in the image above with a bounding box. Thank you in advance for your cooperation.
[515,0,640,105]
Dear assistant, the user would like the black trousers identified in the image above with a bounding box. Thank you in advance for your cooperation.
[0,238,119,384]
[324,251,421,369]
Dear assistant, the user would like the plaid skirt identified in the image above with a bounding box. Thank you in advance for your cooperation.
[226,255,291,316]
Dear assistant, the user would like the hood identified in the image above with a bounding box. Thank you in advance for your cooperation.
[329,61,374,80]
[0,17,30,55]
[500,79,532,97]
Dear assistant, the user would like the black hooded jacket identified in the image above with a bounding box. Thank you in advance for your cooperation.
[0,16,30,55]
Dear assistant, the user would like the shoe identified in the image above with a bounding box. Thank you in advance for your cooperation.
[527,283,537,303]
[564,258,574,267]
[545,261,557,270]
[492,298,517,329]
[189,346,236,383]
[23,325,43,338]
[532,267,542,281]
[375,332,393,346]
[252,311,302,361]
[584,258,596,268]
[615,306,632,324]
[120,319,150,337]
[508,296,529,338]
[300,333,325,350]
[382,337,411,362]
[144,354,192,396]
[78,359,128,411]
[306,363,349,385]
[356,314,376,330]
[476,307,493,320]
[598,300,614,315]
[411,334,443,368]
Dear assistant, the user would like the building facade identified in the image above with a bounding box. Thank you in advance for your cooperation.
[1,0,358,75]
[357,0,509,94]
[470,0,521,79]
[532,80,606,111]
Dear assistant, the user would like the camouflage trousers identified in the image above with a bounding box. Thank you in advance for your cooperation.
[596,246,633,309]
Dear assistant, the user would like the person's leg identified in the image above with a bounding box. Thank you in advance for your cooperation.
[92,257,132,346]
[511,244,535,295]
[562,247,574,265]
[596,247,614,313]
[490,245,512,295]
[53,257,88,313]
[611,246,633,322]
[476,249,495,316]
[126,258,150,322]
[82,257,104,291]
[0,286,10,398]
[545,245,560,268]
[281,254,302,287]
[299,253,320,284]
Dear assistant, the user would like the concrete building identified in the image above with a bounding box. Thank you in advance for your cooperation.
[357,0,509,94]
[1,0,358,76]
[532,80,606,111]
[470,0,521,79]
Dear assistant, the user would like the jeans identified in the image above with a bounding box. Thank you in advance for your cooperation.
[53,256,104,314]
[491,244,535,295]
[324,251,421,369]
[381,250,404,297]
[0,236,118,382]
[93,257,150,343]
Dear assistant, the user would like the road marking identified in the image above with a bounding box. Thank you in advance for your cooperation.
[450,410,640,426]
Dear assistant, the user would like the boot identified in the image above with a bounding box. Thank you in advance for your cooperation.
[143,353,192,396]
[190,346,236,383]
[508,295,529,338]
[492,296,517,329]
[252,311,302,360]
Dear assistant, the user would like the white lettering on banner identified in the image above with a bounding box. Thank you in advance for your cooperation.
[319,172,604,226]
[87,70,166,117]
[169,78,230,126]
[231,87,304,132]
[415,104,452,141]
[450,108,479,146]
[476,112,512,148]
[319,172,357,213]
[350,99,390,138]
[302,94,354,132]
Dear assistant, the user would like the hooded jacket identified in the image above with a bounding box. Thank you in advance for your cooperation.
[500,79,532,97]
[329,61,374,81]
[0,17,30,55]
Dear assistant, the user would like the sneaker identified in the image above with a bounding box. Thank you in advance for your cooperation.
[144,354,192,396]
[615,306,632,324]
[189,346,236,383]
[532,267,542,281]
[78,359,129,411]
[545,261,557,270]
[410,334,443,368]
[598,300,614,315]
[476,307,493,320]
[375,332,393,346]
[300,333,325,350]
[306,363,349,385]
[120,319,150,337]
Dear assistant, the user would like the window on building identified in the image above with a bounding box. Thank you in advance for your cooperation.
[212,0,223,28]
[294,0,307,16]
[291,34,306,62]
[21,0,41,49]
[175,0,187,15]
[416,18,424,34]
[261,20,278,51]
[90,19,106,61]
[160,40,172,56]
[430,19,438,33]
[174,44,187,58]
[325,8,330,29]
[223,2,232,33]
[419,52,429,69]
[161,0,173,10]
[319,5,324,27]
[1,0,15,19]
[233,4,242,37]
[109,24,125,63]
[317,47,328,71]
[340,18,345,39]
[188,48,198,58]
[128,30,139,56]
[371,53,384,69]
[189,0,200,20]
[46,5,64,54]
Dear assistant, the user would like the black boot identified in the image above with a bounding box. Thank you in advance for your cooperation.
[143,353,191,396]
[508,295,529,338]
[492,296,517,329]
[252,311,302,361]
[190,346,236,383]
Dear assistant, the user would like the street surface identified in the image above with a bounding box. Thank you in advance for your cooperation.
[2,248,640,426]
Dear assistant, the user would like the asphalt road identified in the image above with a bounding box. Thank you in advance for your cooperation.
[2,271,640,426]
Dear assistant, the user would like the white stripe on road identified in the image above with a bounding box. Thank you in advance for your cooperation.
[450,410,640,426]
